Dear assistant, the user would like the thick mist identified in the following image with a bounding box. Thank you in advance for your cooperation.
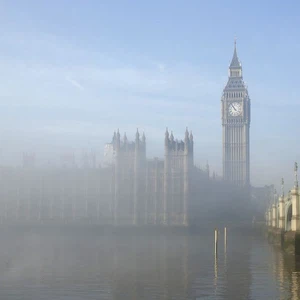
[0,131,259,226]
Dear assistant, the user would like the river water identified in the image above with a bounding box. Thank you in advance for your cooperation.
[0,226,299,300]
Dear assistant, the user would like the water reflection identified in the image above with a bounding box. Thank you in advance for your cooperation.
[274,248,300,300]
[214,251,218,294]
[222,231,252,300]
[0,228,300,299]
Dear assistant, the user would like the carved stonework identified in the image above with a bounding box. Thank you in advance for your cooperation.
[221,41,251,187]
[111,129,194,226]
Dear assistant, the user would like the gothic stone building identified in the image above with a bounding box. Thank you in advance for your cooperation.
[0,127,252,226]
[111,128,193,226]
[0,128,199,226]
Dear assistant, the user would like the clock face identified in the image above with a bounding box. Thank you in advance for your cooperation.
[228,102,242,117]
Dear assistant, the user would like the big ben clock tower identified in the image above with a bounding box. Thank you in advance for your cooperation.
[221,41,251,187]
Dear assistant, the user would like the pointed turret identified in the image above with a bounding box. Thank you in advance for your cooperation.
[185,127,189,141]
[230,39,241,69]
[112,131,116,144]
[189,130,193,152]
[141,132,146,153]
[170,131,174,142]
[165,128,169,137]
[135,128,140,141]
[229,39,242,78]
[116,129,121,149]
[141,131,146,154]
[165,128,169,146]
[184,127,190,153]
[134,128,140,152]
[189,131,193,142]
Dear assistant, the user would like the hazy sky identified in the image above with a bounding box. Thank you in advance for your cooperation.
[0,0,299,188]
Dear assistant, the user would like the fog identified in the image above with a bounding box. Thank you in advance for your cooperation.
[0,127,261,227]
[2,1,300,299]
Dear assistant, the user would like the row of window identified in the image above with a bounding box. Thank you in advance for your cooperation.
[224,91,244,98]
[230,71,241,77]
[225,119,243,123]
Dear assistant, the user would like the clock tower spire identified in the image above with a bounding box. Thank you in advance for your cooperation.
[221,41,251,187]
[229,39,242,77]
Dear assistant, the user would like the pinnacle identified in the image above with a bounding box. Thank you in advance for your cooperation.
[230,40,241,69]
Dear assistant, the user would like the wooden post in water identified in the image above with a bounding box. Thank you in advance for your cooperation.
[214,228,218,287]
[224,227,227,251]
[214,228,218,256]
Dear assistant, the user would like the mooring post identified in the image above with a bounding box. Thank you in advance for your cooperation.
[224,227,227,251]
[214,228,218,256]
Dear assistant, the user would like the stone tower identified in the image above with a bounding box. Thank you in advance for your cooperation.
[110,128,192,226]
[133,129,146,225]
[163,128,193,226]
[112,129,146,225]
[221,41,251,187]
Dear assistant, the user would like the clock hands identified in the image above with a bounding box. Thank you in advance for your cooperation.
[230,103,237,111]
[228,102,242,117]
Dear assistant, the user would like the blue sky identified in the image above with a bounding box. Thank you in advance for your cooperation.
[0,0,299,188]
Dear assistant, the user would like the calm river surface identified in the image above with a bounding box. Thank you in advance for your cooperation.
[0,226,299,300]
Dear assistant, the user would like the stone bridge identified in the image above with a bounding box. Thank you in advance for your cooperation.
[265,162,300,232]
[265,187,297,231]
[265,164,300,254]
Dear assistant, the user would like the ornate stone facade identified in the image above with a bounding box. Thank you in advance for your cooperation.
[221,41,251,187]
[111,128,193,226]
[0,128,251,227]
[0,128,201,226]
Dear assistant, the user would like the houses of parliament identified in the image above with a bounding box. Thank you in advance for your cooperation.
[0,43,253,226]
